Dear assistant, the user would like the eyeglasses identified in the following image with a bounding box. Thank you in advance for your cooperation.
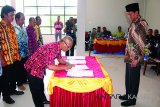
[63,40,70,49]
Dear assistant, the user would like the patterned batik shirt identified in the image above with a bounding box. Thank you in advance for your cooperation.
[14,24,29,58]
[24,42,62,78]
[126,17,148,63]
[54,21,63,34]
[26,25,39,55]
[0,20,20,67]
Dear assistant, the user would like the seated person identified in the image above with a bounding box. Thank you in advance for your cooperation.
[146,29,157,59]
[91,28,96,42]
[96,26,102,38]
[154,29,160,42]
[156,40,160,60]
[102,27,112,39]
[114,26,125,39]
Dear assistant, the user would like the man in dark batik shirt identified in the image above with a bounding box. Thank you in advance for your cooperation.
[119,3,148,106]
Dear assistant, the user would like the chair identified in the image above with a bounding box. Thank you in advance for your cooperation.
[154,59,160,75]
[143,58,160,75]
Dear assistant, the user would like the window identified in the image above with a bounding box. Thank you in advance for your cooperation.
[22,0,77,35]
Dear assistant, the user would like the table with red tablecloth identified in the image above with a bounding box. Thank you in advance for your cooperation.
[47,56,113,107]
[93,38,126,53]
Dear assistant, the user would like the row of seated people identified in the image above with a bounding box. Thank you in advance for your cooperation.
[143,29,160,75]
[90,26,126,40]
[85,26,126,51]
[145,29,160,59]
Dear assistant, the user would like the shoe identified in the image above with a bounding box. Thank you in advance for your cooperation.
[10,90,24,95]
[119,95,128,100]
[43,100,50,104]
[18,85,26,91]
[3,97,15,104]
[121,100,136,106]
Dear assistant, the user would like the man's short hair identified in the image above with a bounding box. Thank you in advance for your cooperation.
[15,12,24,22]
[35,16,40,21]
[1,5,15,18]
[29,17,35,22]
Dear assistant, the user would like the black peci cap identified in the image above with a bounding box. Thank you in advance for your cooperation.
[125,3,139,12]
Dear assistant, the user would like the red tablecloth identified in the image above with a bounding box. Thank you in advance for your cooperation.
[94,38,126,53]
[50,87,111,107]
[48,56,113,107]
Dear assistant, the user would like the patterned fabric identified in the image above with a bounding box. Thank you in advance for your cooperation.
[26,25,39,55]
[0,20,20,67]
[24,42,62,78]
[14,24,29,58]
[126,17,148,63]
[54,21,63,34]
[34,25,43,46]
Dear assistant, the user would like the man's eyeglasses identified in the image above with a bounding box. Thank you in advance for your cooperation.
[62,40,70,49]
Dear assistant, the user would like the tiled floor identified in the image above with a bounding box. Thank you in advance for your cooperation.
[0,51,160,107]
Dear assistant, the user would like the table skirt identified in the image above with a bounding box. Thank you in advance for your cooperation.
[50,86,111,107]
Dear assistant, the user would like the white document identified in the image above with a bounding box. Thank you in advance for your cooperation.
[74,65,89,70]
[66,67,94,77]
[67,56,85,60]
[68,59,86,64]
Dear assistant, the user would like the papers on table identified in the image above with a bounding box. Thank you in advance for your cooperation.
[67,56,85,60]
[67,69,94,77]
[67,59,86,64]
[66,56,94,77]
[74,65,89,70]
[66,65,94,77]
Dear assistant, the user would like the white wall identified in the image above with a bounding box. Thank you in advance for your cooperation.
[145,0,160,30]
[85,0,145,33]
[77,0,86,55]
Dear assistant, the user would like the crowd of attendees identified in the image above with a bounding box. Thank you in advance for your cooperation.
[0,5,48,104]
[0,5,78,105]
[85,26,160,60]
[145,29,160,59]
[85,25,126,51]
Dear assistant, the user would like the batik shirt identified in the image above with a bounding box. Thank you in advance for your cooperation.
[26,25,39,55]
[24,42,62,78]
[126,17,148,63]
[14,24,29,58]
[54,21,63,34]
[0,20,20,67]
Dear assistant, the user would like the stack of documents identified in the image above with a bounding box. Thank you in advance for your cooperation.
[66,65,94,77]
[67,59,86,64]
[67,56,86,64]
[67,56,85,60]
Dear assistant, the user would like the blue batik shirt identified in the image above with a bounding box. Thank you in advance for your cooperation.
[14,24,29,58]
